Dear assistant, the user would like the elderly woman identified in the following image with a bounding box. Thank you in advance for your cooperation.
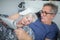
[14,13,37,40]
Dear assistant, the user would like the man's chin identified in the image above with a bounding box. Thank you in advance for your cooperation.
[41,19,45,23]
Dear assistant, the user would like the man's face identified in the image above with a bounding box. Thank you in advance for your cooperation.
[41,6,55,23]
[17,15,33,26]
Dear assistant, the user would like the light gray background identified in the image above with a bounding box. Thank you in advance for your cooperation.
[0,0,60,29]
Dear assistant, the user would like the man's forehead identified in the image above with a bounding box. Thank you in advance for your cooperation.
[43,6,52,10]
[42,6,55,13]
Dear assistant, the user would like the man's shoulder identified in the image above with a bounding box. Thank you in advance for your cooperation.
[30,19,41,25]
[29,19,42,29]
[52,22,58,28]
[49,22,59,32]
[52,22,57,25]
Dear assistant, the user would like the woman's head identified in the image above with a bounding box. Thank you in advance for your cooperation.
[16,13,37,27]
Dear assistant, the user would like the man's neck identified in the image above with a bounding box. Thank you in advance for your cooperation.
[41,20,52,25]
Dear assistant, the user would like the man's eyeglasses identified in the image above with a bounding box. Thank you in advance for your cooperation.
[40,10,54,15]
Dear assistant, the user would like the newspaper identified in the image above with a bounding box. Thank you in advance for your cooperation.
[0,17,17,29]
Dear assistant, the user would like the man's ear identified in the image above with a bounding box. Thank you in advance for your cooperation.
[52,14,56,18]
[53,14,56,17]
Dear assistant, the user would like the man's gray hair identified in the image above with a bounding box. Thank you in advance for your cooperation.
[43,3,58,14]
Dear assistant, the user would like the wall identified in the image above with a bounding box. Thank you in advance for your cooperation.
[0,0,24,15]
